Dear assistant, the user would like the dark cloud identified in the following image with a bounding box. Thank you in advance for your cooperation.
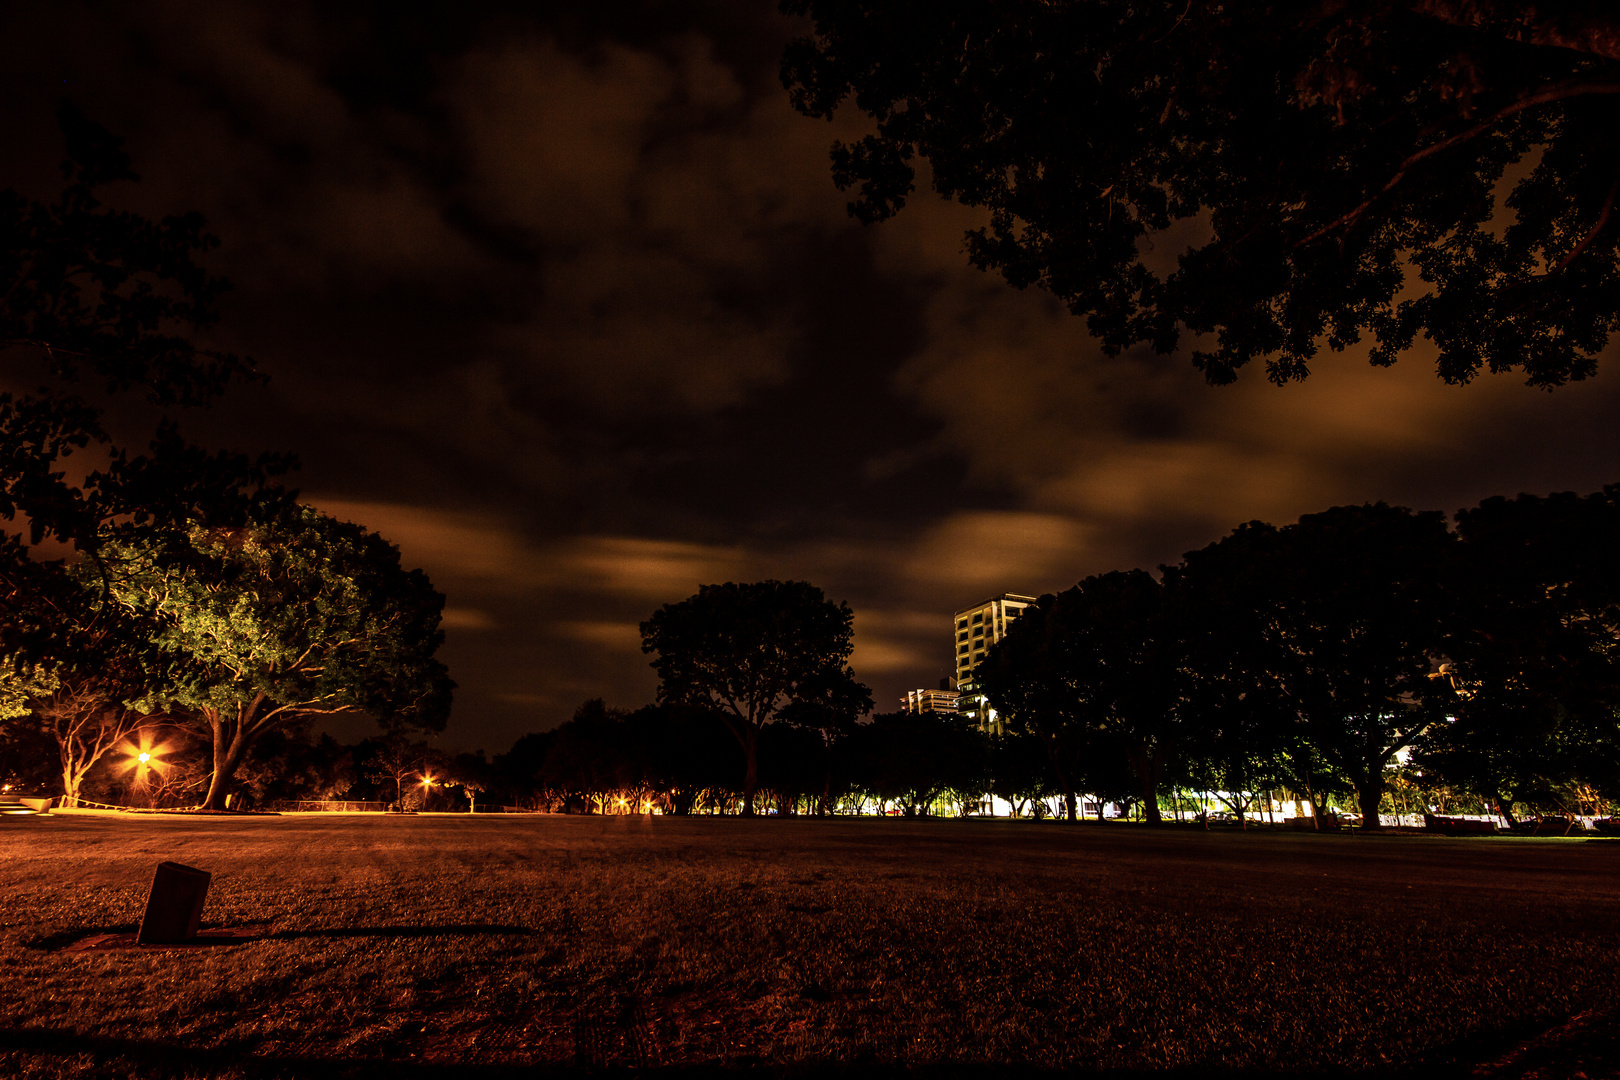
[6,1,1620,746]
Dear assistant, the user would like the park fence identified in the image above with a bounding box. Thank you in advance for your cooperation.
[61,798,204,813]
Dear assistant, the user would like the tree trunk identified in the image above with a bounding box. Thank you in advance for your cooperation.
[60,761,83,808]
[740,728,759,817]
[1040,735,1079,821]
[1356,774,1385,831]
[1493,792,1518,829]
[1128,742,1165,826]
[202,708,253,811]
[1301,773,1324,831]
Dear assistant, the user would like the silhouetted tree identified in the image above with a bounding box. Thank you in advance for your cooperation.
[1178,504,1457,830]
[0,712,58,793]
[779,690,868,815]
[980,605,1087,822]
[641,580,872,816]
[984,571,1185,823]
[783,2,1620,388]
[446,750,494,812]
[1167,557,1311,826]
[759,721,833,814]
[235,728,356,807]
[842,710,988,816]
[1416,488,1620,819]
[540,699,643,813]
[494,729,556,809]
[985,727,1055,817]
[631,704,742,815]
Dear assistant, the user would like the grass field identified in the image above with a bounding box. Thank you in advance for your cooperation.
[2,813,1617,1078]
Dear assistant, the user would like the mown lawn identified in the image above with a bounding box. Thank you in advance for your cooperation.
[1,812,1616,1078]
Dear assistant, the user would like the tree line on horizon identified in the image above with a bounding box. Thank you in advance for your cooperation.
[509,490,1620,829]
[984,492,1620,829]
[67,488,1620,828]
[7,487,1620,827]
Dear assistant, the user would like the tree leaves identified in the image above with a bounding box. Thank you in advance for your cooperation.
[782,1,1620,386]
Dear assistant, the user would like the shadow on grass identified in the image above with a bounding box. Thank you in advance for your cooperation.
[267,924,535,941]
[25,925,140,951]
[0,1026,1484,1079]
[31,924,535,952]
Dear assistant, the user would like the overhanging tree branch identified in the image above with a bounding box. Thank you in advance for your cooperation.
[1295,79,1620,249]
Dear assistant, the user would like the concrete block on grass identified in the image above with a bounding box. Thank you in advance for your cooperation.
[138,861,211,944]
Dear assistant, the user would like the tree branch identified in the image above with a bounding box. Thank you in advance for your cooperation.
[1295,79,1620,249]
[1410,0,1620,65]
[1547,168,1620,273]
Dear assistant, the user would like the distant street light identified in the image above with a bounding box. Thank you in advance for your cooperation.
[117,735,171,808]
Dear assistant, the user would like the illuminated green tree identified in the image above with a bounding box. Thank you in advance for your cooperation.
[108,505,453,810]
[2,562,178,806]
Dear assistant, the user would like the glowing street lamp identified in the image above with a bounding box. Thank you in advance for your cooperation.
[118,737,170,781]
[114,734,172,808]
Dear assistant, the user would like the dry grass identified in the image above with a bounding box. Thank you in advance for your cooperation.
[1,812,1617,1078]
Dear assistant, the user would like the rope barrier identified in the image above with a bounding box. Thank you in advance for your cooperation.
[61,798,204,814]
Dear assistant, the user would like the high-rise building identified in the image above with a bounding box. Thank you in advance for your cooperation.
[953,593,1037,732]
[901,683,961,714]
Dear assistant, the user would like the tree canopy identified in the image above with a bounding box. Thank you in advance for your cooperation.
[782,1,1620,387]
[106,505,453,809]
[1173,503,1459,828]
[2,104,291,678]
[640,579,872,816]
[983,570,1183,823]
[1417,488,1620,819]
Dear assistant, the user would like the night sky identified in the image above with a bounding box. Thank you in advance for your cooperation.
[6,1,1620,752]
